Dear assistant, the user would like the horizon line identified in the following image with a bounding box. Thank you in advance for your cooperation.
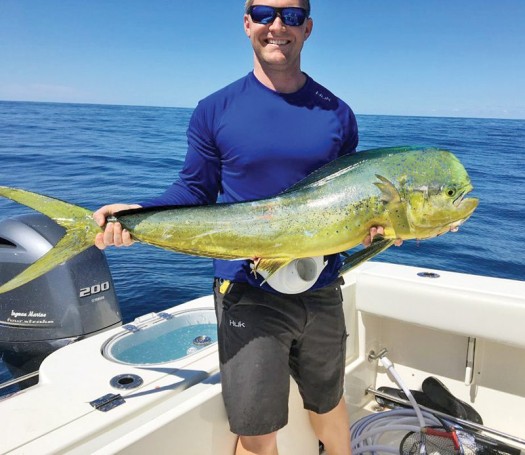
[1,98,524,122]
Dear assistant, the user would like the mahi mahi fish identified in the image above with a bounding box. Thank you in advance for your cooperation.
[0,146,478,294]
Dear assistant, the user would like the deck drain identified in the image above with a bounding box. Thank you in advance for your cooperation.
[417,272,440,279]
[193,335,212,347]
[110,374,143,390]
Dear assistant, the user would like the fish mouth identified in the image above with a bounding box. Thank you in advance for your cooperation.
[433,184,478,235]
[453,192,465,207]
[453,183,473,207]
[453,184,478,214]
[448,186,478,232]
[448,219,465,233]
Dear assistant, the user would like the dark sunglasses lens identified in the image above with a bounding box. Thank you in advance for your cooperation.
[281,8,307,26]
[250,6,276,24]
[249,6,307,26]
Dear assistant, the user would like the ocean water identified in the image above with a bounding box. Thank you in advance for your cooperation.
[0,100,524,325]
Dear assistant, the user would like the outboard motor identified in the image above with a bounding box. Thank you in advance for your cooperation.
[0,214,121,390]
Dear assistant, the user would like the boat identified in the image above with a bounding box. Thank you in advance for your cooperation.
[0,217,524,454]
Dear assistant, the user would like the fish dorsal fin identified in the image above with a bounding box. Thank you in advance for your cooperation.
[374,175,402,203]
[281,147,421,195]
[280,153,360,194]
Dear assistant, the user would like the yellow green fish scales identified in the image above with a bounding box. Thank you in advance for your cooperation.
[0,146,478,294]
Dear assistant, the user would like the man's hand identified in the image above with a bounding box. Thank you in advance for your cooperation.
[93,204,141,249]
[363,226,403,247]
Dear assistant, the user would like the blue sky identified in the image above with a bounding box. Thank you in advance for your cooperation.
[1,1,524,119]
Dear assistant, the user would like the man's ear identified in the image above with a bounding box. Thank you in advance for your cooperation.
[304,18,313,41]
[244,14,252,38]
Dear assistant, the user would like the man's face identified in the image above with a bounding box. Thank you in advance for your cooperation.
[244,1,313,72]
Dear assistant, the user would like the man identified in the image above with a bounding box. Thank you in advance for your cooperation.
[95,2,381,454]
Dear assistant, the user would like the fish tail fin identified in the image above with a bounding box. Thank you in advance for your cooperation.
[0,186,100,294]
[0,186,94,223]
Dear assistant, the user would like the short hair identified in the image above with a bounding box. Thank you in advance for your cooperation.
[244,1,311,16]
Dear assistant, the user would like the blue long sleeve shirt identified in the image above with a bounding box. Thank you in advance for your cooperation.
[141,72,358,290]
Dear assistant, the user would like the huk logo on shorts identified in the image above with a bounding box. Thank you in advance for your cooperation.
[229,319,246,328]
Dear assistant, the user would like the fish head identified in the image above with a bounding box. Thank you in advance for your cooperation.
[403,151,479,239]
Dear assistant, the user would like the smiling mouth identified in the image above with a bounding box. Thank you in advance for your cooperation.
[266,39,290,46]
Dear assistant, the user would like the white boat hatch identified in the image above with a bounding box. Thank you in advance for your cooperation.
[102,308,217,365]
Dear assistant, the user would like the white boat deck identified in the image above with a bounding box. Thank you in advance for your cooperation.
[1,262,524,454]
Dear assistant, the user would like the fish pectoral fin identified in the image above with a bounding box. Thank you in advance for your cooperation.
[0,228,93,294]
[339,238,395,275]
[253,258,291,281]
[374,175,401,203]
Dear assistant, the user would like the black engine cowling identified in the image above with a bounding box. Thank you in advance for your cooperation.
[0,214,121,387]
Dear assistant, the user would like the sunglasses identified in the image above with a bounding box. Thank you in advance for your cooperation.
[247,5,309,27]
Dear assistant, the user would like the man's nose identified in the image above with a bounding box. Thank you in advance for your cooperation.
[268,15,286,31]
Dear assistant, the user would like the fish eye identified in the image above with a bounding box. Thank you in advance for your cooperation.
[445,187,457,197]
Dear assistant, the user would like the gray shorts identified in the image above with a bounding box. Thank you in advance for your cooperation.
[213,278,347,436]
